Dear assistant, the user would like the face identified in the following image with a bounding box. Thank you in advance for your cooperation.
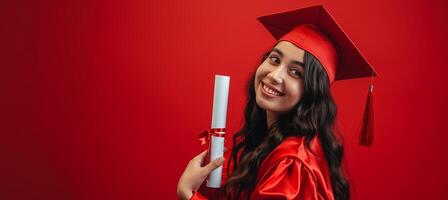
[255,41,305,115]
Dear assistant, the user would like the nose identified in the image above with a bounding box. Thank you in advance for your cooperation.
[267,65,285,84]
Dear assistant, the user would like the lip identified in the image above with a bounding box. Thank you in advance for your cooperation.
[260,82,284,97]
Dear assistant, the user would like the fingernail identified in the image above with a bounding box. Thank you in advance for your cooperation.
[217,157,224,165]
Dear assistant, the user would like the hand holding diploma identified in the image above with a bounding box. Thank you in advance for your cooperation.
[177,150,224,200]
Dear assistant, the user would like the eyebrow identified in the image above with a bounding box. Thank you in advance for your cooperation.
[272,48,305,67]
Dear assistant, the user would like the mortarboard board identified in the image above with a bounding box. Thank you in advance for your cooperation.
[257,5,378,146]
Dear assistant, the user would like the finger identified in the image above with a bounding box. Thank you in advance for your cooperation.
[203,157,224,174]
[195,150,208,159]
[192,150,208,165]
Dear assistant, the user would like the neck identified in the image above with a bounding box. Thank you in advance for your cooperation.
[266,110,278,128]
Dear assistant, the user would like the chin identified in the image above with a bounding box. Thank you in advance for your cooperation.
[255,95,285,113]
[255,97,268,110]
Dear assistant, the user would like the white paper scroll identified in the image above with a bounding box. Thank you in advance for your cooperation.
[206,75,230,188]
[211,75,230,129]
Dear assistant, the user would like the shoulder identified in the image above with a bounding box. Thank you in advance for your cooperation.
[258,136,328,178]
[267,136,325,164]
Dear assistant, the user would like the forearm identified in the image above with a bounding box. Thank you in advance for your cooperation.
[177,186,193,200]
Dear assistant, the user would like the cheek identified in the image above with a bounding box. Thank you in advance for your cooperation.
[256,62,271,74]
[286,80,304,101]
[254,63,268,82]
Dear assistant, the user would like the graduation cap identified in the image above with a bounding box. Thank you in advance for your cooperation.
[257,5,378,146]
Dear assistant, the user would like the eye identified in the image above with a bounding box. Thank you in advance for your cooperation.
[289,68,303,78]
[268,55,280,65]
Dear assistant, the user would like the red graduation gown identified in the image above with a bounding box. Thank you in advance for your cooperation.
[191,136,335,200]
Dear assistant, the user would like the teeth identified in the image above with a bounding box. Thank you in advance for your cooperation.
[262,83,281,96]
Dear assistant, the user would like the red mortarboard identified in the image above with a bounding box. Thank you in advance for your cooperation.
[257,5,378,146]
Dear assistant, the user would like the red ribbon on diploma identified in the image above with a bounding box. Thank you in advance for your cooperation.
[198,128,226,145]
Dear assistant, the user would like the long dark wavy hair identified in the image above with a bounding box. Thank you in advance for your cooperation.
[224,49,350,200]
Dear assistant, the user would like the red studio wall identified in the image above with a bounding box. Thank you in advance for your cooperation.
[1,0,447,199]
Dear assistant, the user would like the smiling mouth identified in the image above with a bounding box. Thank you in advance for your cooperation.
[262,82,284,96]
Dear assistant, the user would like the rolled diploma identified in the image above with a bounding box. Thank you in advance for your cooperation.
[206,75,230,188]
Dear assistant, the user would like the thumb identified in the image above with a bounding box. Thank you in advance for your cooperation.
[203,157,224,174]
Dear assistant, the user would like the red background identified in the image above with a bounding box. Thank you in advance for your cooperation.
[1,0,447,199]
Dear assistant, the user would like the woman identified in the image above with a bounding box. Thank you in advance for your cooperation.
[177,5,376,200]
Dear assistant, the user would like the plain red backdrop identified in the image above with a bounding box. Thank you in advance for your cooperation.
[1,0,447,199]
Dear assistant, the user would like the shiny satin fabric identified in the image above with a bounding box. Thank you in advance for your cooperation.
[190,136,335,200]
